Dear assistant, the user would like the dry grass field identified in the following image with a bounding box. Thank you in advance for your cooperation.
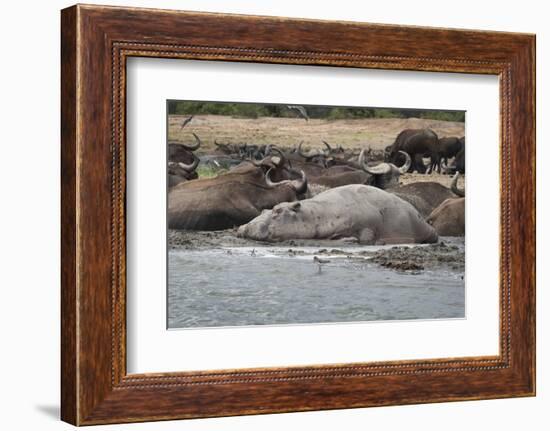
[168,114,465,153]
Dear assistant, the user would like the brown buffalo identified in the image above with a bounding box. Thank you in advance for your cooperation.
[287,148,410,189]
[168,160,199,188]
[385,128,439,173]
[168,133,202,187]
[388,172,464,218]
[168,154,307,230]
[426,173,465,236]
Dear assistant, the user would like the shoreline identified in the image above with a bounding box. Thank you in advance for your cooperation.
[168,229,465,273]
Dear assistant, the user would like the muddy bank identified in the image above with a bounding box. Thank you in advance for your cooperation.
[169,228,362,249]
[360,242,464,272]
[168,229,464,273]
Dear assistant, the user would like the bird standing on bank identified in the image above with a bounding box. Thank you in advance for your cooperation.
[313,255,330,273]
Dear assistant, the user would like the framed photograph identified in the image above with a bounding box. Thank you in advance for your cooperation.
[61,4,535,425]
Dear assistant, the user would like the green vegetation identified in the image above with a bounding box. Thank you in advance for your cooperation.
[168,100,465,122]
[195,164,225,179]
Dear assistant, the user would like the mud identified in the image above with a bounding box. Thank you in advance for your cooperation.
[362,242,465,272]
[168,229,464,273]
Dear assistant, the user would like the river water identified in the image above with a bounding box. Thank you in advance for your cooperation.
[168,239,465,329]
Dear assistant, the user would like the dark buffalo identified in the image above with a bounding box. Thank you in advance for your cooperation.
[286,154,367,188]
[359,149,411,189]
[288,141,349,167]
[438,137,463,165]
[168,159,199,188]
[213,141,272,160]
[213,140,237,155]
[386,128,439,173]
[288,149,410,189]
[450,171,465,197]
[168,155,307,230]
[454,137,465,173]
[167,133,202,187]
[168,133,201,163]
[293,141,332,165]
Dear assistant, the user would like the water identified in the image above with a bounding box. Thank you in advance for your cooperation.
[168,241,465,329]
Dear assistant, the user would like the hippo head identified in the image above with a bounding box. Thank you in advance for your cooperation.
[237,201,313,242]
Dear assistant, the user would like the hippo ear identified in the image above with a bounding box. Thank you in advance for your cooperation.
[290,202,301,212]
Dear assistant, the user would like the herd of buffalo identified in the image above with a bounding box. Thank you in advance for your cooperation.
[167,126,465,244]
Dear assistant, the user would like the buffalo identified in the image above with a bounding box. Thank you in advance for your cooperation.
[168,159,199,188]
[167,133,202,187]
[287,149,410,190]
[168,132,201,163]
[426,173,465,236]
[168,154,307,231]
[439,136,465,174]
[453,137,465,174]
[359,149,411,189]
[387,170,465,218]
[238,184,438,245]
[385,128,439,173]
[438,137,463,165]
[213,141,272,160]
[427,198,465,236]
[388,182,458,218]
[291,141,345,166]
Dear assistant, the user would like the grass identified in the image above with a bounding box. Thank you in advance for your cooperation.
[168,115,465,153]
[196,164,225,178]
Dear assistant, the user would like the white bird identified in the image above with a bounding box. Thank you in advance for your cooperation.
[180,115,194,130]
[313,256,330,273]
[313,256,330,264]
[287,105,309,121]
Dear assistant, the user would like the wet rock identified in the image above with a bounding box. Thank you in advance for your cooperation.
[378,260,424,271]
[364,242,464,273]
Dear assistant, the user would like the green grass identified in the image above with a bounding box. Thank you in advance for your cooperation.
[196,164,225,178]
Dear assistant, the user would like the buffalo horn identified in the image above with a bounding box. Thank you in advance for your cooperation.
[396,150,412,174]
[177,153,199,172]
[269,147,287,166]
[359,148,391,175]
[265,168,307,194]
[179,133,202,151]
[297,141,310,158]
[298,141,324,159]
[451,172,465,197]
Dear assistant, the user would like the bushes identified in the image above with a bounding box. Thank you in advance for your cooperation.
[167,100,465,122]
[418,110,466,122]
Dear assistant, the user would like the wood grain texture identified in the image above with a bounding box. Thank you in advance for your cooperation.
[60,5,78,425]
[60,4,536,425]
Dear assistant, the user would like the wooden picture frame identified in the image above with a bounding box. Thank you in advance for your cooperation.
[61,4,535,425]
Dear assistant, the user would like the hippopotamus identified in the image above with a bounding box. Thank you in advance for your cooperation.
[237,184,438,245]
